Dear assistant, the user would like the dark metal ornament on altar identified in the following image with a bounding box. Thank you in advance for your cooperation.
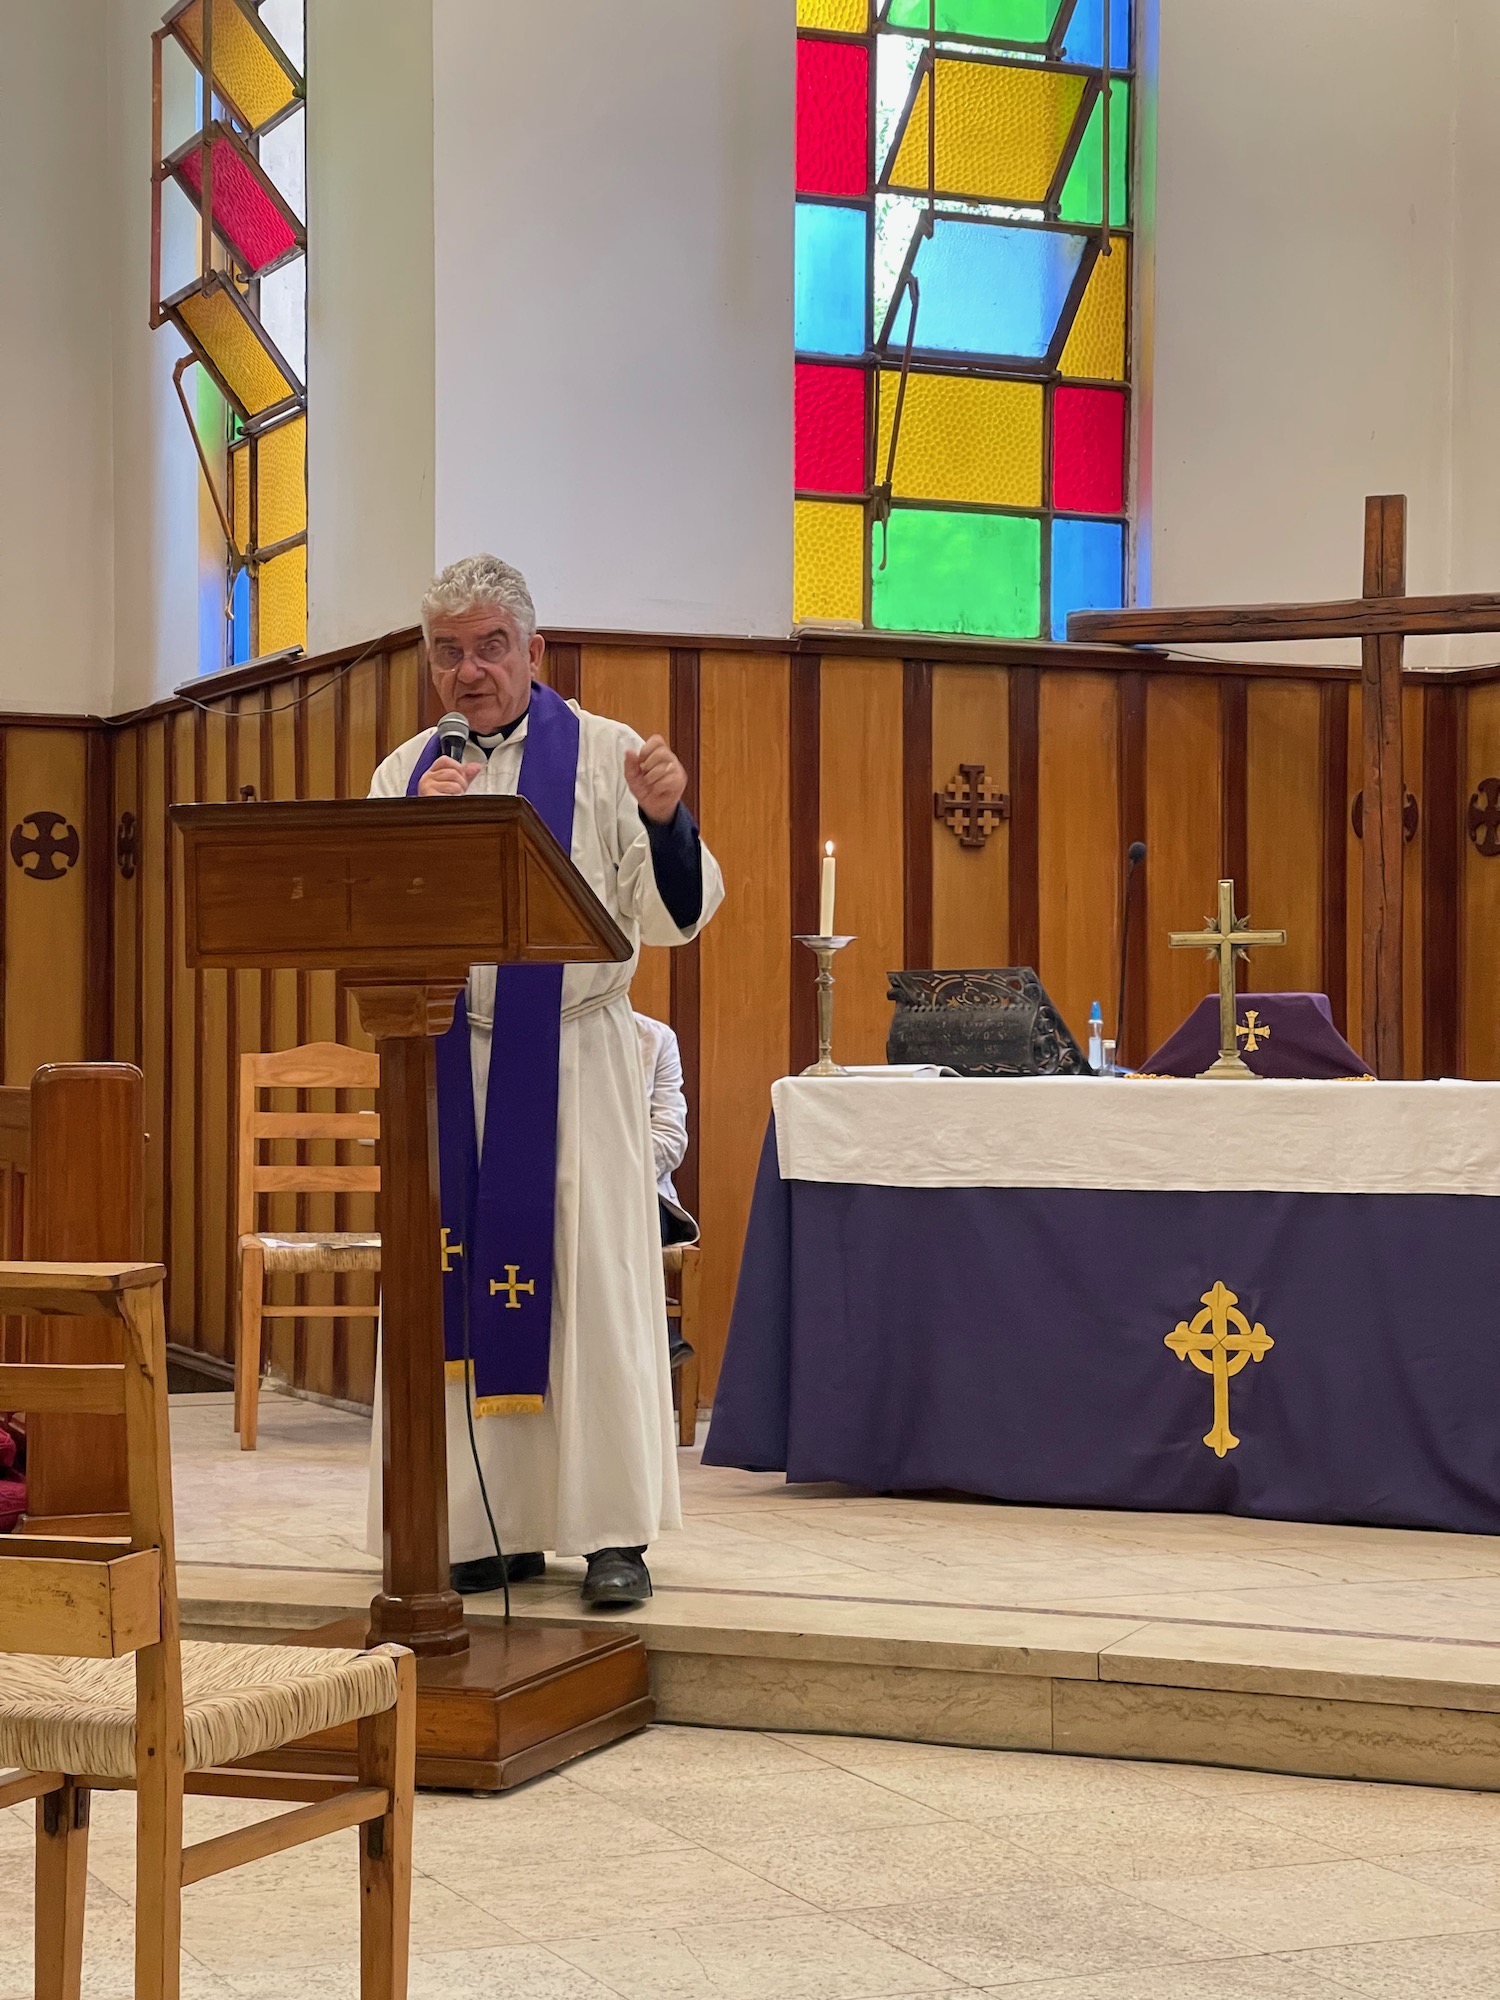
[885,969,1090,1077]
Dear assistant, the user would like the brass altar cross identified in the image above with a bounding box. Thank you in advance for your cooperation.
[1165,1281,1274,1457]
[489,1264,535,1309]
[1168,880,1286,1079]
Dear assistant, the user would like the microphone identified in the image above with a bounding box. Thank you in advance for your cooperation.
[1114,840,1147,1068]
[436,710,470,763]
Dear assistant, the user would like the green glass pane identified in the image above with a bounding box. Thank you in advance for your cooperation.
[872,508,1041,636]
[1059,80,1130,226]
[884,0,1059,40]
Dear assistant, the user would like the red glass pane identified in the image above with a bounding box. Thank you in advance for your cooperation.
[1051,385,1126,513]
[179,138,298,275]
[796,363,866,494]
[797,37,869,197]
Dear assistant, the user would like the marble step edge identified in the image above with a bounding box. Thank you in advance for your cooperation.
[179,1574,1500,1720]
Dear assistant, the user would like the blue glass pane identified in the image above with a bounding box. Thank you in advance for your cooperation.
[887,219,1088,361]
[230,565,251,664]
[1051,517,1124,639]
[795,201,867,358]
[1061,0,1132,69]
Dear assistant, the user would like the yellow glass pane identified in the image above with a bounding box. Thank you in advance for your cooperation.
[876,373,1042,508]
[1059,235,1128,381]
[797,0,868,28]
[256,414,306,545]
[230,439,250,549]
[177,283,295,415]
[887,60,1087,203]
[175,0,298,132]
[794,502,864,625]
[256,543,306,656]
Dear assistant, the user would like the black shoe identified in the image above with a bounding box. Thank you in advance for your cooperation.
[668,1331,695,1370]
[582,1546,652,1609]
[450,1551,545,1596]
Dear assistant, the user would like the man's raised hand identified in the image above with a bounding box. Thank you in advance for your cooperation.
[625,735,687,824]
[417,755,480,798]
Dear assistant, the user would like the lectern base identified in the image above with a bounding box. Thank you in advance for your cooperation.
[239,1615,653,1792]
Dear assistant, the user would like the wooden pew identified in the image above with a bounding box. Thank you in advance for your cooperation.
[0,1064,145,1527]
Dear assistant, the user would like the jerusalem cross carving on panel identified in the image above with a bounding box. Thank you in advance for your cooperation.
[935,764,1010,850]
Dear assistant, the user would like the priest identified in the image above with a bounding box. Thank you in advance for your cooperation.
[366,554,723,1608]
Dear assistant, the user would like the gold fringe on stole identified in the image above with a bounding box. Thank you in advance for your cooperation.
[444,1361,544,1415]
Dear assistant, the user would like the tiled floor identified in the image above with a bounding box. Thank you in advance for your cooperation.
[11,1724,1500,1996]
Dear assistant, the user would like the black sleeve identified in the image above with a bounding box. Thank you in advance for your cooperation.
[641,802,704,930]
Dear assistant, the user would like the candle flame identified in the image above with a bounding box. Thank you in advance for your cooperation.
[825,841,834,857]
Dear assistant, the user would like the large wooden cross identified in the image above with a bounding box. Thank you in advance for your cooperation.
[1071,496,1500,1077]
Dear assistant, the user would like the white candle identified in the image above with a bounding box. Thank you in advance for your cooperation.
[819,841,836,937]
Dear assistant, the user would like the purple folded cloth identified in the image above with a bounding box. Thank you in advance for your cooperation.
[1142,993,1371,1079]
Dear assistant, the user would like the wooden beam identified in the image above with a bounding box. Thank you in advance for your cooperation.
[1362,494,1407,1077]
[180,1786,388,1886]
[1070,589,1500,647]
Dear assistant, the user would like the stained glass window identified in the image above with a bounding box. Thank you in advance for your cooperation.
[795,0,1136,639]
[153,0,306,670]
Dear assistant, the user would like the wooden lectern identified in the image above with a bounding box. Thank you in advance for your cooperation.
[171,797,655,1787]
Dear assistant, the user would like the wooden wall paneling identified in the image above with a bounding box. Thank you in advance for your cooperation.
[580,644,674,1025]
[84,728,113,1059]
[1319,681,1350,1034]
[1245,682,1323,996]
[168,713,198,1347]
[1008,667,1041,969]
[1117,672,1148,1061]
[546,641,582,704]
[697,652,790,1399]
[902,660,933,970]
[110,725,142,1066]
[1463,683,1500,1076]
[3,729,89,1082]
[388,643,425,750]
[1401,682,1425,1077]
[669,649,702,1226]
[931,665,1010,968]
[266,685,303,1383]
[302,682,341,1397]
[197,708,231,1363]
[341,656,380,1404]
[1422,680,1462,1078]
[1142,677,1219,1055]
[1219,677,1250,907]
[1037,672,1120,1052]
[788,656,821,1075]
[138,720,169,1269]
[818,657,906,1064]
[1345,688,1365,1061]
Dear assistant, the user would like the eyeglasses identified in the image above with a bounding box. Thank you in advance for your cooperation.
[431,631,514,671]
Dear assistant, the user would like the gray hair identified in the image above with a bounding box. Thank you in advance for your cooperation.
[420,554,537,643]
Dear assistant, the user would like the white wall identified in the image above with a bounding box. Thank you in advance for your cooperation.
[430,0,794,639]
[1147,0,1492,667]
[0,0,118,714]
[306,0,436,654]
[1449,0,1500,607]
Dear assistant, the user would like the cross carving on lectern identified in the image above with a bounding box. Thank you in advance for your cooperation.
[935,764,1010,849]
[1166,1282,1274,1457]
[489,1264,535,1309]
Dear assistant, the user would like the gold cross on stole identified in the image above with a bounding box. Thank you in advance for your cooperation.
[1168,879,1286,1078]
[1165,1281,1274,1456]
[489,1264,535,1310]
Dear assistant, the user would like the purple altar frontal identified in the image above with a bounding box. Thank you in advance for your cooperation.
[703,1077,1500,1534]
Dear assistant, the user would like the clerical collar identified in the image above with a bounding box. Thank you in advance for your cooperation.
[469,705,529,754]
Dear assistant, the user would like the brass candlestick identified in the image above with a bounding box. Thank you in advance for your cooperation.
[795,934,856,1076]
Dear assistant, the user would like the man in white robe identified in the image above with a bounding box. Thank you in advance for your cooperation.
[366,555,723,1607]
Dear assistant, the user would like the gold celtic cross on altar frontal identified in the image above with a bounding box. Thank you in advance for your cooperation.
[1165,1281,1274,1457]
[1169,879,1286,1078]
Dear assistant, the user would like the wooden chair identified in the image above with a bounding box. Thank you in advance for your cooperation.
[237,1043,381,1450]
[665,1244,700,1448]
[0,1261,415,2000]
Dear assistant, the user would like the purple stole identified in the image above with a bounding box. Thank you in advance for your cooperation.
[405,682,580,1414]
